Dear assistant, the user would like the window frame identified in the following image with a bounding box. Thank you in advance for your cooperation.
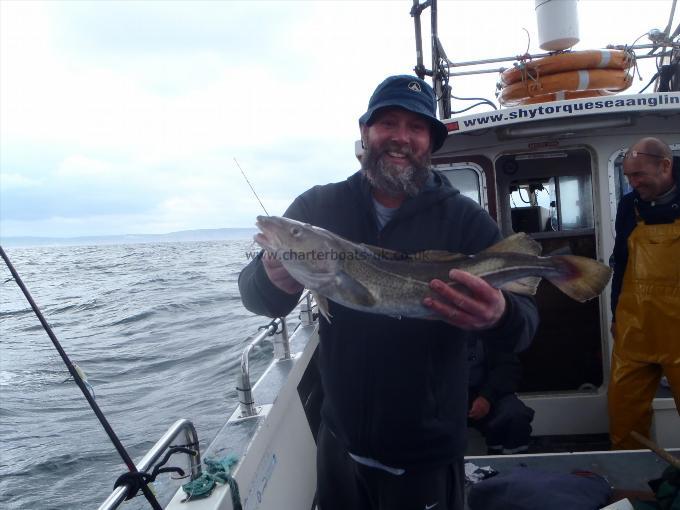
[432,162,489,212]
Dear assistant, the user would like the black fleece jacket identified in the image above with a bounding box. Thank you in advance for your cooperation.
[238,170,538,469]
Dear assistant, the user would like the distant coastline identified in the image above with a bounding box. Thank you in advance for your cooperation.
[0,227,258,248]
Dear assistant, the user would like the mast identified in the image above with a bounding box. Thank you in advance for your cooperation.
[411,0,451,119]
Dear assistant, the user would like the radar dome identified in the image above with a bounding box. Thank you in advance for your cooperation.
[535,0,580,51]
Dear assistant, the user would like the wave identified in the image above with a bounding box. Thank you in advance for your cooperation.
[0,240,266,509]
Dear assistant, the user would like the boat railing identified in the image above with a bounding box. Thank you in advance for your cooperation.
[97,419,202,510]
[237,290,315,418]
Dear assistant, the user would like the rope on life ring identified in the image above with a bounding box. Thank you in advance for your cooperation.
[512,89,617,106]
[498,68,633,106]
[500,49,634,87]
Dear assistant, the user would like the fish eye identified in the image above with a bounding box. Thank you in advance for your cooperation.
[291,227,301,237]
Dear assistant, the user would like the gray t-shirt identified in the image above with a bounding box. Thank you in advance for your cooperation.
[372,173,438,230]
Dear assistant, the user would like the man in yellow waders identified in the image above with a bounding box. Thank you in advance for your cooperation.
[609,137,680,450]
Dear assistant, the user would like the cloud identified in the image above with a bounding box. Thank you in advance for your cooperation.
[0,1,411,238]
[56,155,117,178]
[1,173,43,189]
[0,0,671,238]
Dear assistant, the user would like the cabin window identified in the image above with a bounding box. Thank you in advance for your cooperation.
[509,174,593,233]
[435,163,487,210]
[612,153,634,202]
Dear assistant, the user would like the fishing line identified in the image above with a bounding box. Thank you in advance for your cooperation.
[0,245,163,510]
[234,157,270,216]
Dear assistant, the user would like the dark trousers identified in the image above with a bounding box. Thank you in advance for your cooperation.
[468,393,534,454]
[316,421,464,510]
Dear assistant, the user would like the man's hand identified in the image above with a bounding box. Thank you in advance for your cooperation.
[423,269,506,330]
[468,396,491,420]
[261,250,304,294]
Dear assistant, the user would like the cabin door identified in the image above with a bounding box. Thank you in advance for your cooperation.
[495,149,604,393]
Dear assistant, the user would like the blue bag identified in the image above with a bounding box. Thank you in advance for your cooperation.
[467,466,612,510]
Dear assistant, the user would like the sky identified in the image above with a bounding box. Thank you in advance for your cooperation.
[0,0,674,238]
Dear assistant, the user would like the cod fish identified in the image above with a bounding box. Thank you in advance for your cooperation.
[255,216,612,321]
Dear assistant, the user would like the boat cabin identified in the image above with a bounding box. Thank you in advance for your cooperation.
[430,92,680,443]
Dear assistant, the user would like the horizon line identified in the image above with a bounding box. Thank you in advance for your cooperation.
[0,226,258,241]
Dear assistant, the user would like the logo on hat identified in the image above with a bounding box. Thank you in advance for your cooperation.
[408,81,422,92]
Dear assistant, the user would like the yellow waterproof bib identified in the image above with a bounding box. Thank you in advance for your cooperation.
[614,217,680,359]
[609,215,680,449]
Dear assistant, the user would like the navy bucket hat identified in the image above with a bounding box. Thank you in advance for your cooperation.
[359,75,449,151]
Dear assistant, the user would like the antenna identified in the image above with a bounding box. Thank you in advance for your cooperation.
[234,158,270,216]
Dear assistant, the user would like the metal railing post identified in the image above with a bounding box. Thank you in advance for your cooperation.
[237,291,314,417]
[301,292,314,326]
[278,319,291,360]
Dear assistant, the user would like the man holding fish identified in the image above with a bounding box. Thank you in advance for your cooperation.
[239,75,542,510]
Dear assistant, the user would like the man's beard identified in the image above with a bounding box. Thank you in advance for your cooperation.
[361,142,431,198]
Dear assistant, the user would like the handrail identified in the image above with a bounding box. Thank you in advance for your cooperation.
[237,290,314,418]
[301,292,315,326]
[237,320,280,417]
[98,419,201,510]
[99,292,316,508]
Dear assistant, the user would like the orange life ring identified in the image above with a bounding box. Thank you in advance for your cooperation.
[513,89,617,105]
[498,68,632,106]
[500,49,633,86]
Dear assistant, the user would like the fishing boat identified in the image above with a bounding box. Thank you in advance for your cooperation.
[97,1,680,509]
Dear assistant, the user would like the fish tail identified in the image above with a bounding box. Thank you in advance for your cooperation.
[547,255,613,302]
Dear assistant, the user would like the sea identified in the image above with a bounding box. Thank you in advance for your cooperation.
[0,239,276,510]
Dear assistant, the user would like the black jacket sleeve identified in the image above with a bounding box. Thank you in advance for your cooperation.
[238,253,301,318]
[476,290,539,354]
[477,349,523,405]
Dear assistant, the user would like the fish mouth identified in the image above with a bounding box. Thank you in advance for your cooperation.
[255,216,283,251]
[255,215,339,254]
[253,232,275,251]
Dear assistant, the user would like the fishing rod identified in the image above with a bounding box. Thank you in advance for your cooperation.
[0,245,163,510]
[234,157,270,216]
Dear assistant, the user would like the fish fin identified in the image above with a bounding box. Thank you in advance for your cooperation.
[334,271,376,307]
[500,276,542,296]
[311,291,332,323]
[483,233,542,256]
[547,255,613,302]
